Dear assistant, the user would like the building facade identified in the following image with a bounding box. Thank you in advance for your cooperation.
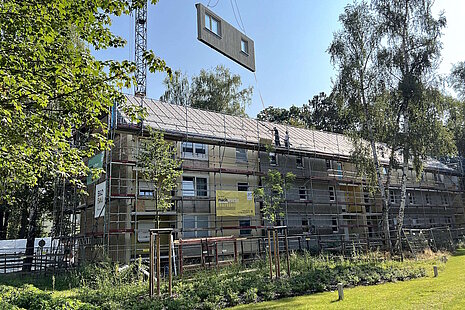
[76,95,465,263]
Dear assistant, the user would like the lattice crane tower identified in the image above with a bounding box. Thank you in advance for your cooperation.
[134,1,148,98]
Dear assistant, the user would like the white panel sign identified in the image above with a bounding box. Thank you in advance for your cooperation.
[138,221,155,242]
[94,181,106,218]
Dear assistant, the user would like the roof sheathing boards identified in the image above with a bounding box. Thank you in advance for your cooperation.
[121,95,455,173]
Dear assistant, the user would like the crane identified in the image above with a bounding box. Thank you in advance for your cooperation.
[134,1,148,98]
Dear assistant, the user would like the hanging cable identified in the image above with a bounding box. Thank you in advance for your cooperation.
[229,0,265,110]
[207,0,220,8]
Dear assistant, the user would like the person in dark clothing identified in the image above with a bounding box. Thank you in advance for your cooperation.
[274,127,281,146]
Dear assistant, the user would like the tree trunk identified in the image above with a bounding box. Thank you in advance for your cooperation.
[395,114,409,252]
[0,207,9,239]
[18,207,29,239]
[23,190,39,272]
[361,81,391,250]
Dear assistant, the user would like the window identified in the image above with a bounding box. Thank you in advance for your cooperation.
[183,215,209,238]
[425,193,431,205]
[181,142,208,159]
[139,189,154,197]
[389,190,396,204]
[335,162,343,178]
[236,148,247,162]
[182,177,195,197]
[408,192,416,205]
[433,172,440,182]
[296,156,304,168]
[302,219,309,226]
[182,176,208,197]
[237,182,249,192]
[441,194,448,205]
[241,38,248,54]
[299,187,307,200]
[332,217,338,233]
[239,219,251,235]
[196,177,208,197]
[329,186,335,202]
[195,143,207,155]
[325,159,332,170]
[205,13,220,36]
[269,152,277,166]
[182,142,193,154]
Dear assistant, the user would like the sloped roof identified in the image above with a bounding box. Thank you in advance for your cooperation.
[125,95,354,157]
[123,95,454,172]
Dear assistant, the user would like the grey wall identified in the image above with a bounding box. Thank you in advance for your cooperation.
[196,3,255,72]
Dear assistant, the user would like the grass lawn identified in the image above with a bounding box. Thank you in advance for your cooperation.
[232,249,465,310]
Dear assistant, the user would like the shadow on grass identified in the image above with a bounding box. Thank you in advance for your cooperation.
[0,272,72,291]
[452,248,465,257]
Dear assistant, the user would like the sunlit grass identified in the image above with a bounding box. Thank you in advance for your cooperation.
[231,249,465,310]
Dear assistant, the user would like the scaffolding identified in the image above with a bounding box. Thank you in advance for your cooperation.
[58,95,465,264]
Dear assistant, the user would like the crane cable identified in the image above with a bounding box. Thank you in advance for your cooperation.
[230,0,265,110]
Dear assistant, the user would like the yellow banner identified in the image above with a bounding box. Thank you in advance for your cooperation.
[216,190,255,217]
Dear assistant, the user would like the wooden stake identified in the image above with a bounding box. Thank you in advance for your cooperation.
[338,283,344,301]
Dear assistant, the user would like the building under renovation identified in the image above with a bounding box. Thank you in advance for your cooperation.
[69,95,465,263]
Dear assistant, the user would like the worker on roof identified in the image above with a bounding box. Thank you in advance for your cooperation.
[284,130,290,148]
[274,127,280,147]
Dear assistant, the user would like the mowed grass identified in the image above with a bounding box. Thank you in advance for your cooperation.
[232,249,465,310]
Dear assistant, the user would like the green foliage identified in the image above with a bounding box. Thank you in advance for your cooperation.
[451,61,465,100]
[256,93,351,133]
[254,168,296,224]
[0,0,171,199]
[0,252,441,310]
[160,65,253,117]
[137,129,183,216]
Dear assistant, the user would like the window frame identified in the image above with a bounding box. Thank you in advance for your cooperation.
[205,12,221,37]
[237,182,249,192]
[235,148,248,162]
[183,215,210,238]
[239,219,252,236]
[299,186,307,200]
[269,152,278,166]
[181,142,208,160]
[240,38,249,55]
[296,155,304,168]
[182,175,209,197]
[329,186,336,202]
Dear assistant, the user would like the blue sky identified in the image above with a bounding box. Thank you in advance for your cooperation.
[93,0,465,117]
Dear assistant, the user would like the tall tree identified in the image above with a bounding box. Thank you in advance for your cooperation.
[450,61,465,100]
[256,92,350,133]
[375,0,453,250]
[329,1,393,248]
[160,65,253,116]
[0,0,171,268]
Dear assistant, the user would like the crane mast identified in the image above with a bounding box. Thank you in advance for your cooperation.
[134,1,148,98]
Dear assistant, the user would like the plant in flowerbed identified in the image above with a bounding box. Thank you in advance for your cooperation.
[0,251,443,310]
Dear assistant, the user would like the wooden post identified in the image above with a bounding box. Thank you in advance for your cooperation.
[233,239,238,263]
[273,229,280,279]
[240,240,245,264]
[433,265,438,277]
[284,228,291,277]
[156,233,161,296]
[149,232,154,297]
[168,233,172,297]
[267,229,273,279]
[337,283,344,301]
[215,242,219,268]
[178,240,183,276]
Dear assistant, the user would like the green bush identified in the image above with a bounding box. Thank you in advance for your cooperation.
[0,252,441,310]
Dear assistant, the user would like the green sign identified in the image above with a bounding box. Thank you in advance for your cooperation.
[87,152,104,185]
